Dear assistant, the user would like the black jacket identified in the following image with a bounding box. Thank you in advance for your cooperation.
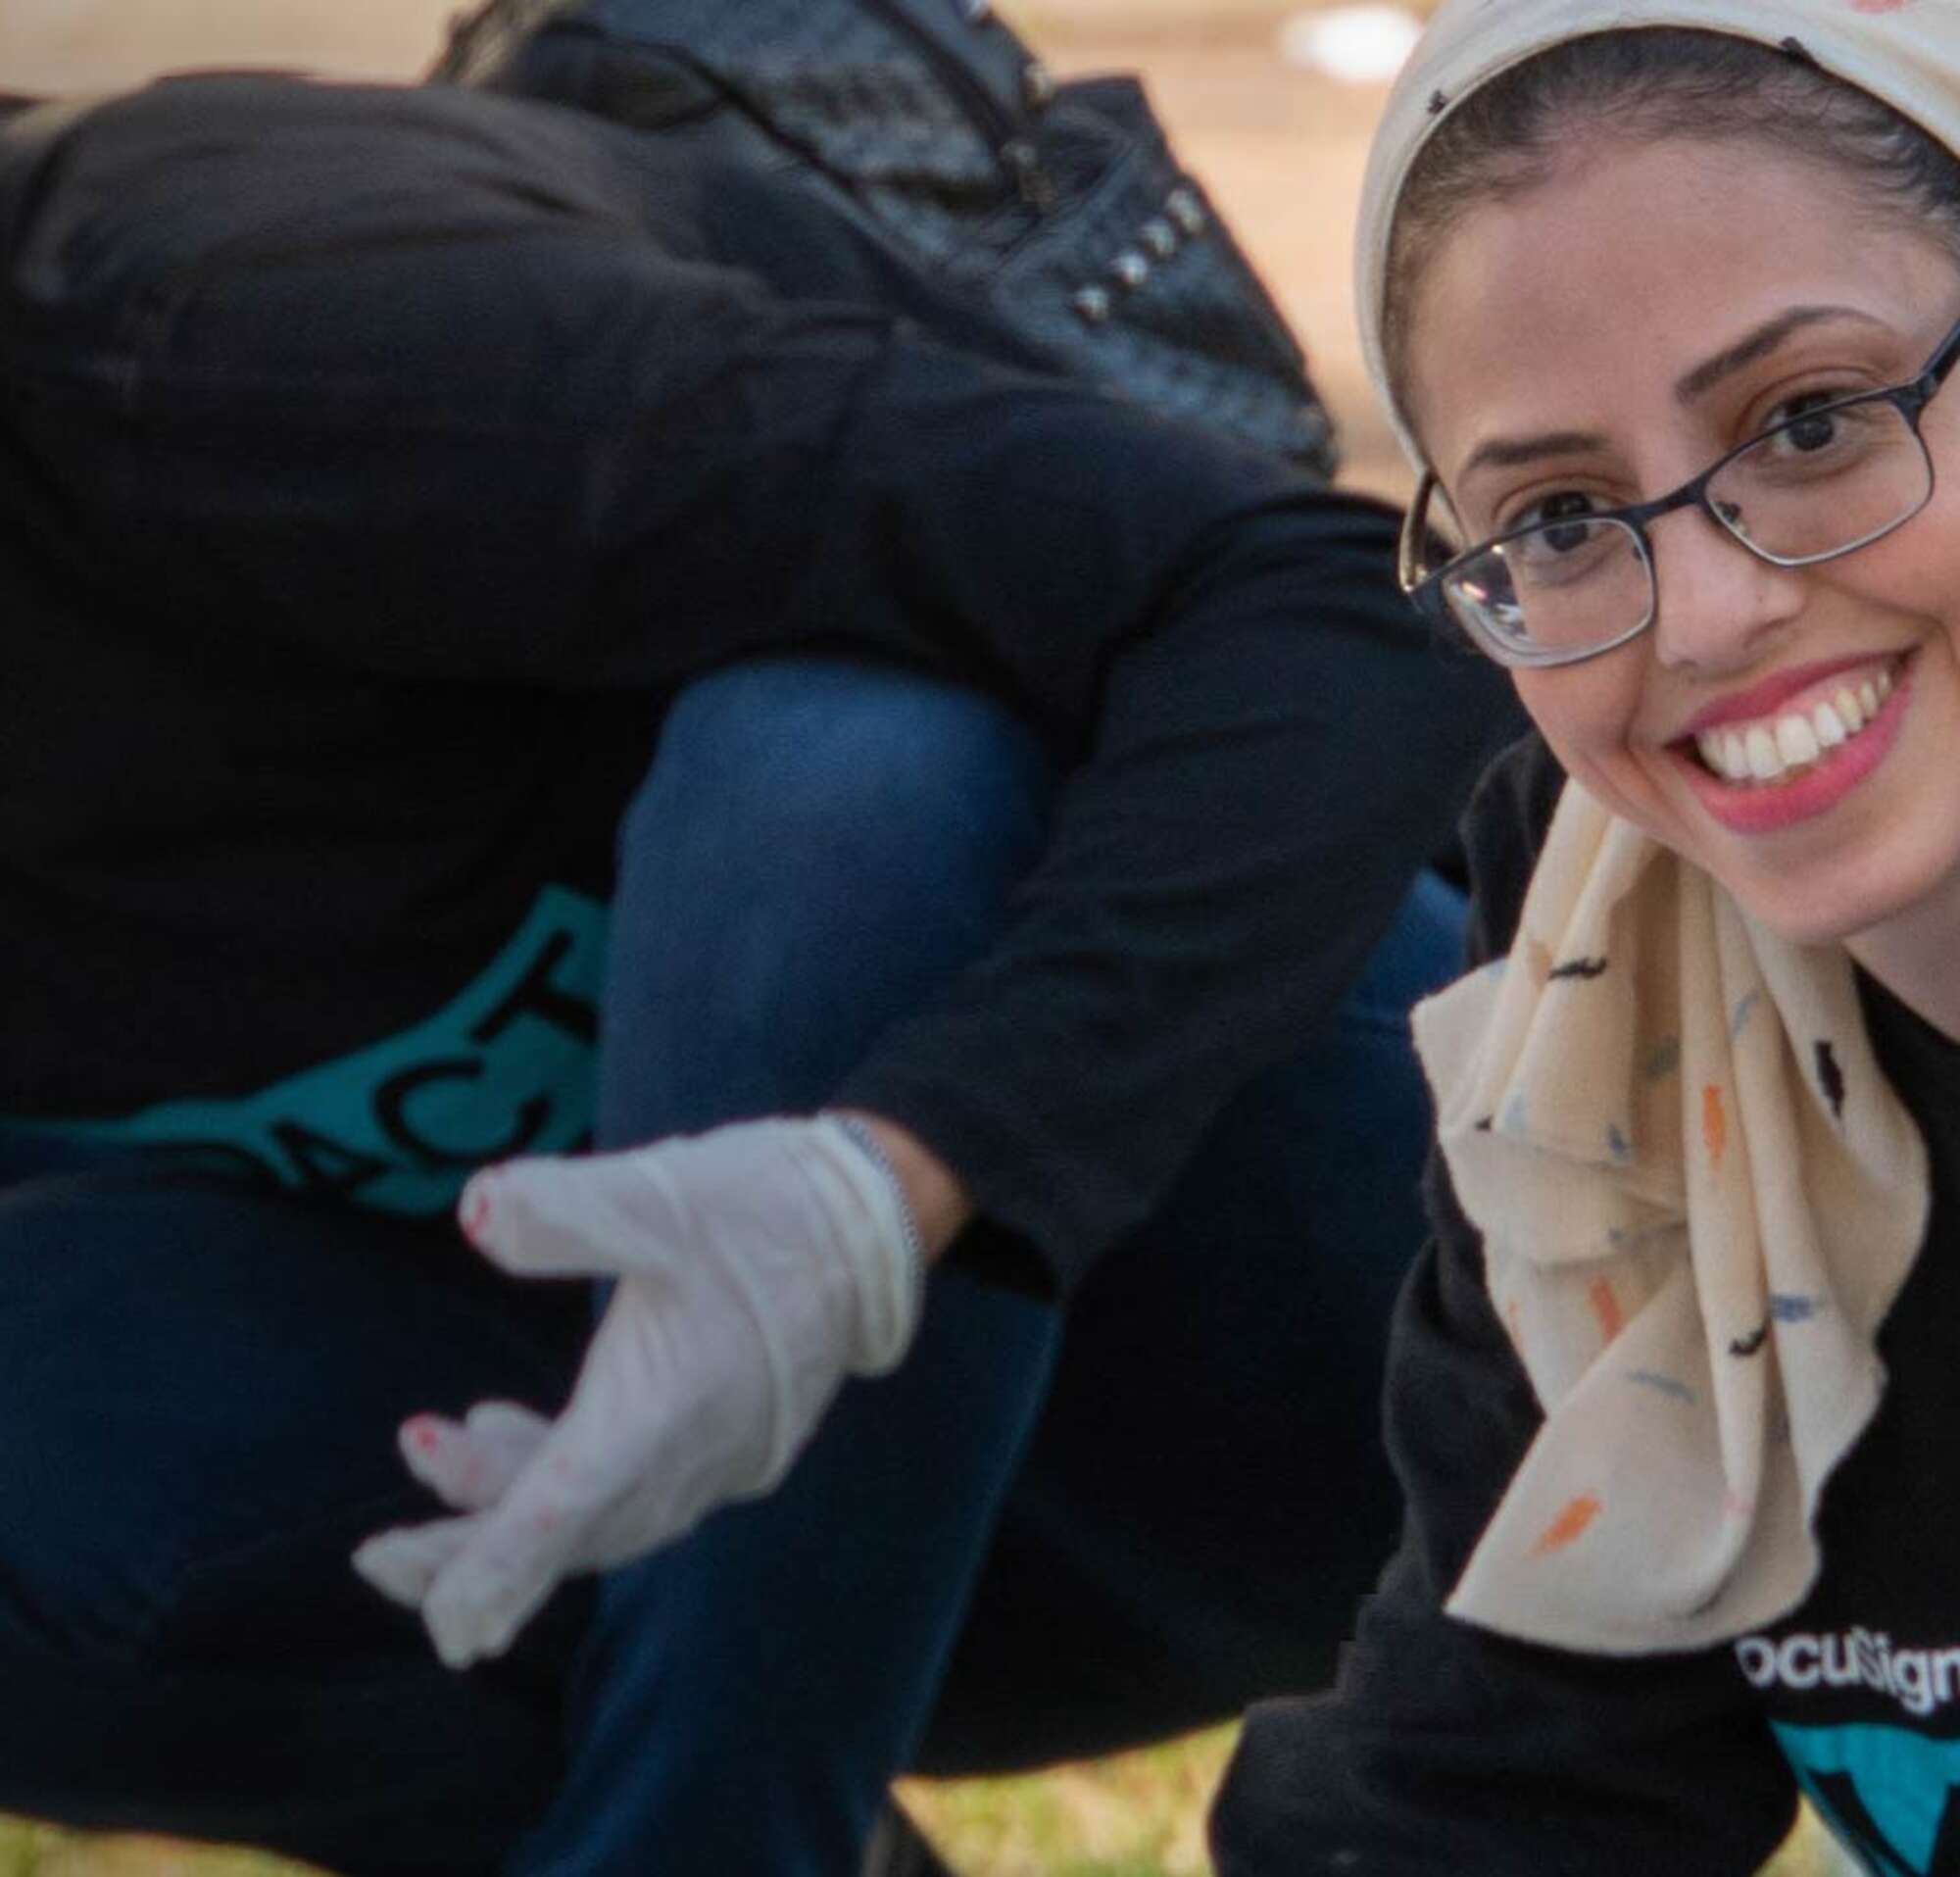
[1212,735,1960,1876]
[0,64,1515,1283]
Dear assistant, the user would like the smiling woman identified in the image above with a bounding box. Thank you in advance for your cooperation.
[1208,9,1960,1877]
[1400,128,1960,962]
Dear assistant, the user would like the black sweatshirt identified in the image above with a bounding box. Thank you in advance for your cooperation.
[0,75,1516,1283]
[1213,734,1960,1877]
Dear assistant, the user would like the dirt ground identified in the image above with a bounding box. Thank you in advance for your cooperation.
[0,0,1414,501]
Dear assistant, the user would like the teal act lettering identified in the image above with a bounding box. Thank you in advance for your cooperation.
[7,887,609,1216]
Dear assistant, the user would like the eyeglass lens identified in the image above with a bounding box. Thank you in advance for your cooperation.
[1443,396,1933,662]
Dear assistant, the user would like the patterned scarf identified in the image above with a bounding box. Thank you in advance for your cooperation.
[1413,784,1927,1652]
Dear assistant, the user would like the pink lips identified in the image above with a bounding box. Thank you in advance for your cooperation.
[1679,655,1893,738]
[1676,655,1914,836]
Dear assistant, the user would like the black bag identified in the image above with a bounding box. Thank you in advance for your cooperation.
[431,0,1338,478]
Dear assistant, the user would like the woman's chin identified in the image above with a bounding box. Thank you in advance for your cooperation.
[1717,841,1960,958]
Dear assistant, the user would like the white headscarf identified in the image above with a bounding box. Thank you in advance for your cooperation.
[1355,2,1949,1655]
[1359,0,1960,471]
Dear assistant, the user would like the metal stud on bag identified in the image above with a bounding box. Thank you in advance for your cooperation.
[1002,137,1056,212]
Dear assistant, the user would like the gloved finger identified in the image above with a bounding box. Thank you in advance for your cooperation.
[398,1402,550,1512]
[458,1158,667,1282]
[351,1514,481,1608]
[416,1427,606,1670]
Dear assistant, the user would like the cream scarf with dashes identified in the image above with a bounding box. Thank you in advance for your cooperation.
[1412,783,1929,1655]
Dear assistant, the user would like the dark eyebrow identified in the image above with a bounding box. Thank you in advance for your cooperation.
[1673,305,1884,402]
[1459,428,1610,479]
[1453,306,1888,485]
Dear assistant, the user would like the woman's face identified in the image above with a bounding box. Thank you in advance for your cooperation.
[1404,133,1960,952]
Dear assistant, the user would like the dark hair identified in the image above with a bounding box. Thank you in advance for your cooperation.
[1383,28,1960,412]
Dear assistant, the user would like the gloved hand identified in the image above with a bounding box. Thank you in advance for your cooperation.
[353,1114,925,1669]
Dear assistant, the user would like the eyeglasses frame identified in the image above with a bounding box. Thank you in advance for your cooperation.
[1397,311,1960,669]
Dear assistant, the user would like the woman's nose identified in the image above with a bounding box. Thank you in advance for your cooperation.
[1648,505,1806,672]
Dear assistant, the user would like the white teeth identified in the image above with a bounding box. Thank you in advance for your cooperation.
[1691,662,1900,786]
[1776,715,1821,768]
[1698,730,1746,779]
[1746,726,1781,781]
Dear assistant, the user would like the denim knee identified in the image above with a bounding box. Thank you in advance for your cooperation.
[625,657,1054,920]
[598,659,1055,1138]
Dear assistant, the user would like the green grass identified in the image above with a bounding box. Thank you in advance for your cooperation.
[0,1822,304,1877]
[0,1730,1863,1876]
[0,1732,1235,1877]
[899,1727,1235,1876]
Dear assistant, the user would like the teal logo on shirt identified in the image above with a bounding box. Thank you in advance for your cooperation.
[1775,1720,1960,1875]
[9,886,607,1216]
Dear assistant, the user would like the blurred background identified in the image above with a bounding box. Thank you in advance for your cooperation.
[0,7,1420,1870]
[0,7,1424,1874]
[0,0,1424,499]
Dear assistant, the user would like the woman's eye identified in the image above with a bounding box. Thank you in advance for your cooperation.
[1513,489,1600,551]
[1762,390,1845,454]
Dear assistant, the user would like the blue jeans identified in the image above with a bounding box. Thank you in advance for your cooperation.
[0,662,1463,1876]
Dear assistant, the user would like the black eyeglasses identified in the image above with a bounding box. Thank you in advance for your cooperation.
[1398,312,1960,669]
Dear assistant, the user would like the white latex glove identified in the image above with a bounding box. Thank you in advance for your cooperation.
[352,1114,924,1669]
